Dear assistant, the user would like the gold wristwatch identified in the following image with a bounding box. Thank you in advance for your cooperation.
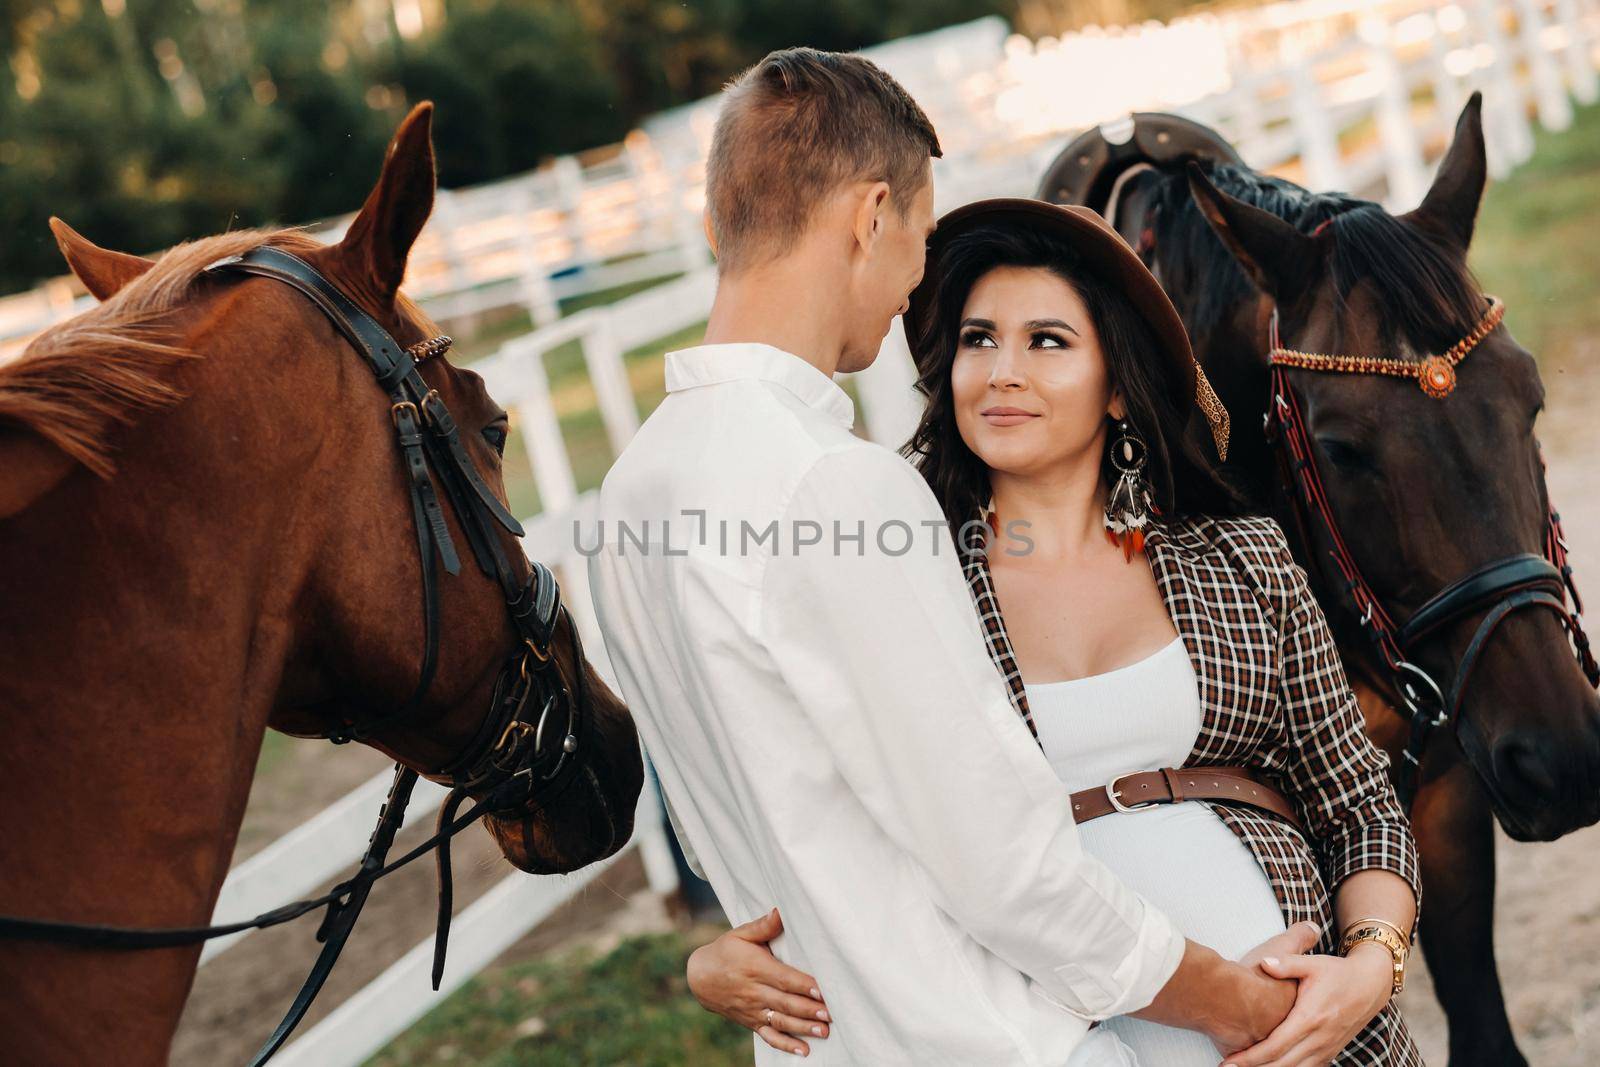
[1337,918,1410,998]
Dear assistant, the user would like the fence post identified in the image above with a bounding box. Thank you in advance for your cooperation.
[1556,0,1600,104]
[427,188,479,333]
[1362,14,1429,210]
[1425,5,1469,141]
[506,335,577,515]
[552,154,589,268]
[1285,48,1347,191]
[1515,0,1575,130]
[583,311,642,459]
[1474,0,1537,170]
[514,184,561,328]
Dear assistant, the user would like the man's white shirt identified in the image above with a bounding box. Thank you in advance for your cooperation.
[587,341,1185,1066]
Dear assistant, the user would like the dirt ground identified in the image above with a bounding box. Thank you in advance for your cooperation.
[175,353,1600,1066]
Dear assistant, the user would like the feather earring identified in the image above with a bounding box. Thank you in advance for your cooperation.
[1104,418,1154,561]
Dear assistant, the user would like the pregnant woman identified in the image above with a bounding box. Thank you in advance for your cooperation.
[684,200,1423,1066]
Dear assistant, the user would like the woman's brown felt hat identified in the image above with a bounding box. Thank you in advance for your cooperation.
[904,197,1230,460]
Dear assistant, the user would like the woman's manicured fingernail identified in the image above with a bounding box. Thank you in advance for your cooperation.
[810,987,821,999]
[1264,957,1279,967]
[812,1026,823,1036]
[794,1047,806,1057]
[817,1009,830,1021]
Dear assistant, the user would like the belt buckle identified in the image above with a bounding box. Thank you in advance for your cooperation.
[1106,771,1159,814]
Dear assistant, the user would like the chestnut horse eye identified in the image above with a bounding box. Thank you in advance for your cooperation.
[482,421,509,455]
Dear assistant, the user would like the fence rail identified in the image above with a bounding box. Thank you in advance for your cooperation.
[156,2,1600,1062]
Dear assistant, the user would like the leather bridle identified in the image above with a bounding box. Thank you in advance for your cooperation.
[0,246,596,1064]
[1264,299,1599,807]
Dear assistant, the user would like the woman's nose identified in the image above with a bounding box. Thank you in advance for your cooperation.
[988,344,1027,389]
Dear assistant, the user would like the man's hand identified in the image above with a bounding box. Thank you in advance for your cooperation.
[1221,940,1395,1067]
[1134,922,1319,1050]
[1207,922,1323,1051]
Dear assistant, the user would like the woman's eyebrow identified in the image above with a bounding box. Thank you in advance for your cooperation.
[1024,317,1080,336]
[959,317,996,330]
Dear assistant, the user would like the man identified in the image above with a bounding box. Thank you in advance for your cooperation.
[588,47,1308,1065]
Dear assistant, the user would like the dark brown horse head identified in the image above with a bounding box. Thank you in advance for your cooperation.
[1178,95,1600,840]
[7,103,641,882]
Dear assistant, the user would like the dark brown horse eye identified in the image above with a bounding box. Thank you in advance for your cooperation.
[1316,436,1372,472]
[482,421,509,455]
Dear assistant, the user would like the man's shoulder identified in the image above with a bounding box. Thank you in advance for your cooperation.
[783,439,942,517]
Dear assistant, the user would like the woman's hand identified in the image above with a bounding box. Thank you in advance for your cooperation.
[686,907,831,1057]
[1220,942,1395,1067]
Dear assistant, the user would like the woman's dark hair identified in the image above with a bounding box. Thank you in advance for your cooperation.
[899,220,1241,535]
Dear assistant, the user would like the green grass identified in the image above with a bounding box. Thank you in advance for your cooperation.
[1470,100,1600,366]
[363,929,750,1067]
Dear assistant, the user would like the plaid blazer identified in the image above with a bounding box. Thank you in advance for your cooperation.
[959,508,1423,1066]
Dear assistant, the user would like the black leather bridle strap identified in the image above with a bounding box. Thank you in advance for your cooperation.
[247,764,418,1067]
[1397,554,1567,647]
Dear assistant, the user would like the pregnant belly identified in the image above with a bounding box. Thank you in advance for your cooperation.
[1075,801,1287,961]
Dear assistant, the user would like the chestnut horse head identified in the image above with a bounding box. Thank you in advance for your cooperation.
[0,104,642,1064]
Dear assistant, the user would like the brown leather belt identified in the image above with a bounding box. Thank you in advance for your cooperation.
[1069,766,1302,831]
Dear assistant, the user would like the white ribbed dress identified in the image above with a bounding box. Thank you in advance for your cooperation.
[1025,637,1288,1067]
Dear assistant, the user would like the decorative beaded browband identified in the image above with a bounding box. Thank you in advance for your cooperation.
[1269,296,1505,399]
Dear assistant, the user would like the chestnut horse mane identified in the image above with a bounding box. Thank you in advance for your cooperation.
[0,228,328,478]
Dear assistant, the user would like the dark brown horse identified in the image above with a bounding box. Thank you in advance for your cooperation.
[1040,95,1600,1066]
[0,104,644,1065]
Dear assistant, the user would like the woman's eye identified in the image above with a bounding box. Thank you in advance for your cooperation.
[482,421,509,455]
[1031,332,1068,350]
[959,330,996,349]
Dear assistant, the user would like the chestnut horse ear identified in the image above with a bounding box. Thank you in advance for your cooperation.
[49,218,154,301]
[1186,162,1321,304]
[1402,91,1486,253]
[339,101,437,300]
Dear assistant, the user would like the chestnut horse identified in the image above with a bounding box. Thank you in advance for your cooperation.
[1039,95,1600,1066]
[0,104,644,1065]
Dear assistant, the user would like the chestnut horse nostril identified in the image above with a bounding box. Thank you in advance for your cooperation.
[1494,735,1561,805]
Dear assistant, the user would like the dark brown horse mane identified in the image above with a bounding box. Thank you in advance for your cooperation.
[1147,162,1485,355]
[0,227,435,480]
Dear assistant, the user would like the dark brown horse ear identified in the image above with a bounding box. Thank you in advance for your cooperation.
[1401,91,1486,253]
[49,218,154,301]
[339,101,437,300]
[1186,162,1322,304]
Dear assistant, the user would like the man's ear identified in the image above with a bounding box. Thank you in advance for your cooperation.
[337,101,437,301]
[1186,162,1323,303]
[702,211,718,258]
[1401,91,1486,253]
[49,218,154,301]
[851,181,893,254]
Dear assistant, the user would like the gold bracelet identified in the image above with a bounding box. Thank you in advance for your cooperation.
[1337,919,1410,998]
[1340,916,1412,947]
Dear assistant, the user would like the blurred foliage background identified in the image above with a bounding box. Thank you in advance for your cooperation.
[0,0,1224,296]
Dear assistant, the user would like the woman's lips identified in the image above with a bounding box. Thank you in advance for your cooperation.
[981,407,1040,426]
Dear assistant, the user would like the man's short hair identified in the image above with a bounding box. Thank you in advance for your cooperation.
[705,47,942,273]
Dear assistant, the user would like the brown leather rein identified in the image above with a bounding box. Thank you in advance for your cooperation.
[1263,296,1600,806]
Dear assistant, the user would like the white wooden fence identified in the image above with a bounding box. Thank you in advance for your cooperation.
[166,2,1600,1063]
